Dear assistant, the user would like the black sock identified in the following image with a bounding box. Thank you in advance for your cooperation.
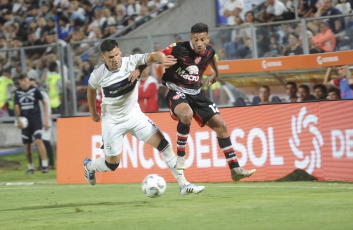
[217,137,239,169]
[176,121,190,157]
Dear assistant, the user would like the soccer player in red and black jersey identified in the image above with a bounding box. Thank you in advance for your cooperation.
[160,23,256,182]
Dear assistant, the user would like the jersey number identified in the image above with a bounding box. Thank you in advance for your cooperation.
[209,103,219,113]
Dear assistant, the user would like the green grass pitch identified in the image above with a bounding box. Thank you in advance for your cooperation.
[1,153,352,230]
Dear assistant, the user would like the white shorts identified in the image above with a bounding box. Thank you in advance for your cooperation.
[101,111,160,157]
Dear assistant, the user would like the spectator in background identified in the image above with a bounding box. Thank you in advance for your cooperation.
[315,0,345,34]
[263,0,288,22]
[45,61,62,114]
[138,67,159,112]
[24,30,46,60]
[0,69,15,117]
[313,83,328,100]
[336,0,352,15]
[286,81,298,102]
[223,15,244,59]
[174,34,184,43]
[259,85,271,104]
[299,0,318,18]
[298,84,312,101]
[76,59,93,112]
[81,0,95,25]
[280,23,291,47]
[40,1,53,21]
[282,32,303,56]
[220,0,245,25]
[57,16,73,42]
[312,21,336,52]
[285,0,299,20]
[269,32,283,56]
[324,65,353,99]
[327,87,341,100]
[126,0,141,17]
[114,4,129,26]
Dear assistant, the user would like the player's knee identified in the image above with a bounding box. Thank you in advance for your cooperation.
[105,161,120,171]
[178,112,193,123]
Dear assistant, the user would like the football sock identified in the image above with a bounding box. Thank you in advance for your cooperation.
[28,163,34,170]
[41,159,48,167]
[177,121,190,157]
[158,139,188,188]
[88,157,111,172]
[217,137,240,169]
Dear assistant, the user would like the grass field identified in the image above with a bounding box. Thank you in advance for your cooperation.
[1,152,353,230]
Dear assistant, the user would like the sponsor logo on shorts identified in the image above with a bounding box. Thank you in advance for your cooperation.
[173,94,181,100]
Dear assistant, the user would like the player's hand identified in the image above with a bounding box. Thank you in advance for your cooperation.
[91,113,100,122]
[208,74,218,86]
[163,55,177,68]
[128,69,141,82]
[17,119,24,129]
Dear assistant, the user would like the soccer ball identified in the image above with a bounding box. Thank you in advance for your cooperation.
[14,117,28,129]
[142,174,167,198]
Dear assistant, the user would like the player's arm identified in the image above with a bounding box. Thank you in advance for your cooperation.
[14,104,24,129]
[323,66,333,86]
[129,52,177,82]
[147,51,176,67]
[87,85,100,122]
[347,71,353,89]
[41,98,49,130]
[129,64,148,82]
[208,56,219,86]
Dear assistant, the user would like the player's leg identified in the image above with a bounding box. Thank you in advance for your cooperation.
[22,128,35,174]
[136,114,205,195]
[206,115,256,182]
[145,131,205,195]
[34,139,49,173]
[24,143,34,174]
[32,119,49,172]
[166,90,193,170]
[83,121,124,185]
[42,127,55,169]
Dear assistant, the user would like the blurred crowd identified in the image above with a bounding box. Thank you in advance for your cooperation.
[0,0,178,115]
[219,0,353,60]
[0,0,353,118]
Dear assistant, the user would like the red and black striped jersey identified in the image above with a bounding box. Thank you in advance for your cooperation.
[160,41,215,90]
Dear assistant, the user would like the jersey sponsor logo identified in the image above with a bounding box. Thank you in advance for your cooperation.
[175,65,200,82]
[195,56,201,64]
[103,78,137,98]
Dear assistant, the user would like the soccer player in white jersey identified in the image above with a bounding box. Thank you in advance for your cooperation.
[84,39,205,195]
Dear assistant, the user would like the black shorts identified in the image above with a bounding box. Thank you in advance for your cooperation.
[22,117,43,144]
[166,90,220,127]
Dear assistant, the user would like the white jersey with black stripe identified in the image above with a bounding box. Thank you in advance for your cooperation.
[88,53,147,123]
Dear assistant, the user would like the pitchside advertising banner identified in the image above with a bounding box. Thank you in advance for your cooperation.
[57,101,353,184]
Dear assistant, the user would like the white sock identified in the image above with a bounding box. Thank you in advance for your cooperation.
[28,163,34,170]
[161,146,188,188]
[41,160,48,167]
[88,157,111,172]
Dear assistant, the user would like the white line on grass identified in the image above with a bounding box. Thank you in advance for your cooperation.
[0,183,352,190]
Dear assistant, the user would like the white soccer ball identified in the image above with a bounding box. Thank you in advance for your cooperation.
[142,174,167,198]
[14,117,28,129]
